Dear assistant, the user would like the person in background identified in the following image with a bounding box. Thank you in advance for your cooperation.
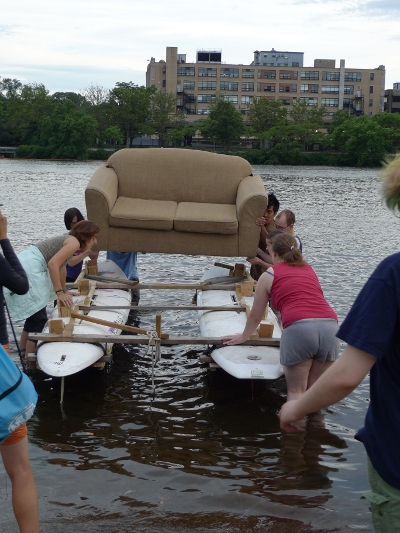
[279,156,400,532]
[0,209,39,533]
[64,208,98,282]
[274,209,303,252]
[106,251,140,304]
[224,232,339,401]
[248,192,280,280]
[4,221,99,358]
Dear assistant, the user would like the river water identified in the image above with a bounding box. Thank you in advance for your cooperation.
[1,159,399,533]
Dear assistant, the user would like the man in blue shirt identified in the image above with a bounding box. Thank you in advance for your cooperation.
[279,156,400,532]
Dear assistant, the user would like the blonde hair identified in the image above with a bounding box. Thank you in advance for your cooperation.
[270,233,306,267]
[381,155,400,213]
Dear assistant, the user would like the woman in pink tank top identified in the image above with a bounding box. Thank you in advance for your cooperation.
[223,232,339,402]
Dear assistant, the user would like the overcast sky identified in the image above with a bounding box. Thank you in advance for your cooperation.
[1,0,399,93]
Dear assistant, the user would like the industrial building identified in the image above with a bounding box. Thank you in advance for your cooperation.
[146,47,386,122]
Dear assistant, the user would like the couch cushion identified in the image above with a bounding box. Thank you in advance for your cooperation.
[174,203,238,234]
[110,197,177,231]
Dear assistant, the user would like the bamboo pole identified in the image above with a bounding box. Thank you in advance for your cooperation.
[69,312,169,339]
[29,333,280,347]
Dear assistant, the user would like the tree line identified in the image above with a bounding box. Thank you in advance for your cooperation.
[1,76,400,166]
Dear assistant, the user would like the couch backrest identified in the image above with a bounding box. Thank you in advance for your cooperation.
[107,148,252,204]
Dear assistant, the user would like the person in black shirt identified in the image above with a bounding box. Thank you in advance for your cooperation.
[0,208,39,532]
[0,210,29,351]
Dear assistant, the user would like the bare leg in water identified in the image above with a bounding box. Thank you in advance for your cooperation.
[0,436,39,533]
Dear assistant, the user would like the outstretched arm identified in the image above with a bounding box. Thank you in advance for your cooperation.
[278,345,377,432]
[222,270,273,345]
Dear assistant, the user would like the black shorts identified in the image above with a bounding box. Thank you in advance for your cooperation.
[23,307,48,333]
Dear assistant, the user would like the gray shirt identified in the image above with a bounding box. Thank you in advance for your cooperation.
[35,234,72,266]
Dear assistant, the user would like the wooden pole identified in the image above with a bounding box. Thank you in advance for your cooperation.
[155,314,161,338]
[78,305,246,312]
[66,282,238,291]
[29,332,280,347]
[82,274,139,286]
[69,312,169,339]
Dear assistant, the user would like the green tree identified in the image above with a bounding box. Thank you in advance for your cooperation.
[0,77,22,98]
[103,126,124,151]
[327,109,355,134]
[331,115,391,166]
[247,97,287,136]
[146,91,184,146]
[289,100,326,151]
[81,84,111,140]
[53,92,88,108]
[108,82,156,147]
[198,96,244,148]
[5,83,54,144]
[40,101,98,159]
[372,112,400,153]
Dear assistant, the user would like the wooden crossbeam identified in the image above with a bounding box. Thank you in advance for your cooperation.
[69,311,169,339]
[66,282,239,291]
[78,305,246,312]
[29,333,280,347]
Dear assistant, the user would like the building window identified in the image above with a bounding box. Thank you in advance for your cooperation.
[197,109,210,115]
[263,71,276,79]
[321,98,339,106]
[177,67,195,76]
[183,80,195,89]
[280,73,292,79]
[322,71,340,81]
[224,95,238,103]
[198,81,216,90]
[301,71,319,80]
[291,62,299,67]
[279,99,291,105]
[264,86,275,92]
[369,99,373,107]
[345,72,362,81]
[184,93,195,103]
[220,68,239,78]
[344,85,354,94]
[300,97,318,106]
[241,96,254,104]
[292,84,297,92]
[162,66,166,74]
[300,84,309,92]
[162,80,166,88]
[220,81,238,91]
[198,67,217,77]
[197,94,216,103]
[242,69,254,78]
[242,82,254,91]
[322,85,339,93]
[370,73,375,80]
[370,86,374,94]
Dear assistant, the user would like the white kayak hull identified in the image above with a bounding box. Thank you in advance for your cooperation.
[37,260,131,377]
[198,266,283,380]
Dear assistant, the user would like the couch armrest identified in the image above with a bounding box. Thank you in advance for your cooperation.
[236,174,269,257]
[85,165,118,250]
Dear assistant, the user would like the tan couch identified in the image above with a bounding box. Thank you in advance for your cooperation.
[85,148,268,257]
